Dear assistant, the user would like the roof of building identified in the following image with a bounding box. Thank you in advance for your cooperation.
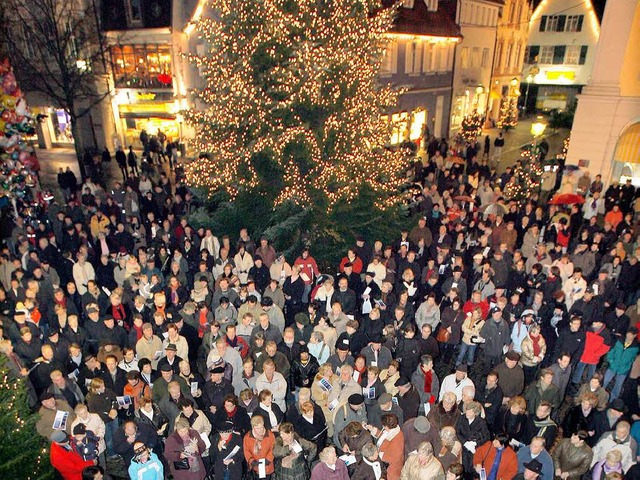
[381,0,462,38]
[532,0,607,24]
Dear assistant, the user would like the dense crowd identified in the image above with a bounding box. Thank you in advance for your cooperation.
[3,145,640,480]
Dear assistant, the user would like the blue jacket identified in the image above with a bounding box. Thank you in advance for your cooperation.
[128,452,164,480]
[606,339,639,375]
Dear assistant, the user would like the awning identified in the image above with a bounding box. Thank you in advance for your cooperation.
[614,123,640,164]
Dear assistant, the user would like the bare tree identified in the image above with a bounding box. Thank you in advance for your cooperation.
[0,0,111,177]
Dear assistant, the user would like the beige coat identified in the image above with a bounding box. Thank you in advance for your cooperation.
[520,334,547,367]
[461,315,485,345]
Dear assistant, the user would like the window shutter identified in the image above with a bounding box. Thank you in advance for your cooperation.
[577,15,584,32]
[579,45,588,65]
[553,45,566,64]
[557,15,566,32]
[539,15,547,31]
[528,45,540,64]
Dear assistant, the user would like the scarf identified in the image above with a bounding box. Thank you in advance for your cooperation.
[260,402,278,429]
[226,406,237,419]
[423,369,434,403]
[531,334,541,357]
[363,457,383,480]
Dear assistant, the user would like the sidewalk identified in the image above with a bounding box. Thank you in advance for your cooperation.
[482,115,569,172]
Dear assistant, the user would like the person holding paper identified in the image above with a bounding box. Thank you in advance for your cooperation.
[36,391,76,440]
[273,422,317,480]
[210,419,243,480]
[164,417,207,480]
[243,415,276,479]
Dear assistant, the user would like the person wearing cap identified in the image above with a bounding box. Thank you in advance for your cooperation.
[603,327,639,401]
[402,414,440,458]
[210,418,243,480]
[49,429,96,479]
[479,306,511,372]
[367,391,404,431]
[516,436,554,480]
[569,286,604,327]
[439,364,474,403]
[36,391,76,440]
[290,343,319,396]
[605,303,632,341]
[510,309,536,355]
[71,422,100,462]
[395,376,421,421]
[362,334,392,371]
[514,457,544,480]
[332,393,367,447]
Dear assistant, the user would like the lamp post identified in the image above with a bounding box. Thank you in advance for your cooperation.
[530,116,547,138]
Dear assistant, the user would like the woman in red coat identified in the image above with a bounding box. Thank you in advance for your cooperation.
[49,431,95,480]
[472,433,518,480]
[164,417,207,480]
[377,413,405,480]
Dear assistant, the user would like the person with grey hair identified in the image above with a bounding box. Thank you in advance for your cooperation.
[310,446,349,480]
[436,425,462,472]
[400,441,444,480]
[351,442,387,480]
[455,401,489,473]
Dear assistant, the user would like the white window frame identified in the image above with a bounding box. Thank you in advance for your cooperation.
[539,45,554,64]
[565,44,581,65]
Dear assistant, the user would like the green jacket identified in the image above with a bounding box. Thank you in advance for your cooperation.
[606,339,639,375]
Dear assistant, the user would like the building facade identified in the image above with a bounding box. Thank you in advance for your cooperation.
[521,0,601,113]
[488,0,532,124]
[372,0,461,144]
[450,0,501,134]
[566,0,640,184]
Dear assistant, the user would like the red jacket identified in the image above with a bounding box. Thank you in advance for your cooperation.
[580,327,612,364]
[473,441,518,480]
[50,442,94,480]
[463,299,490,319]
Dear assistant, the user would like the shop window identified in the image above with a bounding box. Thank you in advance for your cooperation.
[110,44,173,88]
[390,112,409,145]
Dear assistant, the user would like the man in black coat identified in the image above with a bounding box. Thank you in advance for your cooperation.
[113,420,158,466]
[476,371,504,432]
[553,315,585,365]
[202,366,234,423]
[102,355,127,395]
[395,377,420,421]
[290,346,320,393]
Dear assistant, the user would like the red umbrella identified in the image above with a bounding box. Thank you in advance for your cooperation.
[549,193,585,205]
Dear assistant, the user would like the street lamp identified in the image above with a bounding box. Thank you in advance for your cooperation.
[530,116,547,138]
[510,78,518,88]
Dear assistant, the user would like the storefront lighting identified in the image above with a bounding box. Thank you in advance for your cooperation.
[531,116,547,137]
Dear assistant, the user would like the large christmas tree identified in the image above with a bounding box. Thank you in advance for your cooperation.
[0,357,53,479]
[184,0,412,261]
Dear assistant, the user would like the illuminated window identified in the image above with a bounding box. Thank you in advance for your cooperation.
[565,45,581,65]
[565,15,583,32]
[405,40,422,74]
[110,45,173,88]
[390,112,409,144]
[402,0,415,7]
[471,47,481,68]
[425,0,439,12]
[381,41,398,75]
[539,46,554,64]
[422,43,433,73]
[409,110,426,140]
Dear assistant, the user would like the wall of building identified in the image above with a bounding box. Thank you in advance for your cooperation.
[523,0,600,111]
[489,0,531,123]
[451,0,500,133]
[566,0,640,185]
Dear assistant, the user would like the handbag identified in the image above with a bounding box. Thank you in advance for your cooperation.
[436,327,451,343]
[173,458,190,470]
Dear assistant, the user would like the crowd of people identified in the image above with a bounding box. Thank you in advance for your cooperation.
[3,143,640,480]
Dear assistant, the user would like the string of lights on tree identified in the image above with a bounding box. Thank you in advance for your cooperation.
[0,361,52,479]
[497,97,518,131]
[504,142,545,205]
[182,0,410,211]
[458,112,483,143]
